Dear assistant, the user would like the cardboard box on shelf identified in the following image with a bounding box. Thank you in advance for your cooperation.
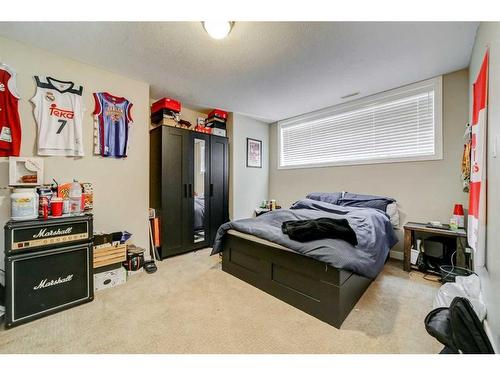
[151,97,181,114]
[150,118,180,128]
[211,128,227,137]
[151,109,181,125]
[194,125,212,134]
[207,109,228,120]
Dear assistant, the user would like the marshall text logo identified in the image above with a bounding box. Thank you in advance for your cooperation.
[33,227,73,239]
[33,274,74,290]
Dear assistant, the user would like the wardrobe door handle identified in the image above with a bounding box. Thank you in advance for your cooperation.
[209,184,214,197]
[189,184,193,198]
[184,184,187,198]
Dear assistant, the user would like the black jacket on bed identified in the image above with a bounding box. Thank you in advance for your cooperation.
[281,217,358,246]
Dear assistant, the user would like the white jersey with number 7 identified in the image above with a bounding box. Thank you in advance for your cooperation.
[31,76,84,156]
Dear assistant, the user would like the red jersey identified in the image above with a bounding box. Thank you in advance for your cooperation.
[0,63,21,156]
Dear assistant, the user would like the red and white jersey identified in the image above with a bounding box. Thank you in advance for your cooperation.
[0,63,21,157]
[31,76,84,156]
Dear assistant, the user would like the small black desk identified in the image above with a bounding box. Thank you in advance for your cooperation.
[403,222,468,272]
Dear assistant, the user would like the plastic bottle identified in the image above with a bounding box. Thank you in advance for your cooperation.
[63,197,70,214]
[11,188,39,220]
[69,180,82,215]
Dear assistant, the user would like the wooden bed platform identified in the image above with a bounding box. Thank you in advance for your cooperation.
[221,230,372,328]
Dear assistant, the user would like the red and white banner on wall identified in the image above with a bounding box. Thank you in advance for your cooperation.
[468,50,489,265]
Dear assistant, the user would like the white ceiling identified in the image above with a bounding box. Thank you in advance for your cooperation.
[0,22,478,122]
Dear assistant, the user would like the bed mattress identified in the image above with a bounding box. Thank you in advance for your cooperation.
[212,198,399,279]
[226,229,291,252]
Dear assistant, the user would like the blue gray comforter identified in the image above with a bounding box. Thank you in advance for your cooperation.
[194,196,205,231]
[211,199,398,279]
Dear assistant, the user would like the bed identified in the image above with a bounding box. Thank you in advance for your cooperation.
[211,194,399,328]
[194,196,205,231]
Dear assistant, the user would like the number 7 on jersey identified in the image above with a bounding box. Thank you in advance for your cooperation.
[57,119,67,134]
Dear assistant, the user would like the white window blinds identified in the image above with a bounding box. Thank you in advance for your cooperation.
[278,77,442,168]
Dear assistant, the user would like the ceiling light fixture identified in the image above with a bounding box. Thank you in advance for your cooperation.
[341,92,360,99]
[202,21,234,40]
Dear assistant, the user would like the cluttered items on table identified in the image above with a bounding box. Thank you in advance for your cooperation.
[8,157,93,221]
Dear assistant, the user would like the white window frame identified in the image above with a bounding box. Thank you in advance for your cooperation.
[278,76,443,169]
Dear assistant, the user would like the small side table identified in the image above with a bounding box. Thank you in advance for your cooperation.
[254,207,281,217]
[403,222,468,272]
[255,208,270,217]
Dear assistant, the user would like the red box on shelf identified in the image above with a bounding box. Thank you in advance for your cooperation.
[194,125,212,134]
[207,109,228,120]
[151,98,181,114]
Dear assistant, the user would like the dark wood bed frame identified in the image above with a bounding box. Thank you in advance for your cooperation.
[221,232,372,328]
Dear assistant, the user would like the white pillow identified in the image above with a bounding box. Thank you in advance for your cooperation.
[386,202,400,229]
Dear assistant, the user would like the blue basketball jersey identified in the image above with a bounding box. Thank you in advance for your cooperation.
[93,92,133,158]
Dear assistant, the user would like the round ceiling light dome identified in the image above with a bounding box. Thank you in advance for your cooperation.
[202,21,234,40]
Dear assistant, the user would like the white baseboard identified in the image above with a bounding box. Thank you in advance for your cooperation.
[390,250,404,260]
[484,319,498,353]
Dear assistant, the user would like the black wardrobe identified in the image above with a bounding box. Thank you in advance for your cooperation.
[150,126,229,259]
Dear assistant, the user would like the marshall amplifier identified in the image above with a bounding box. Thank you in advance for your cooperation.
[4,214,93,254]
[4,215,94,328]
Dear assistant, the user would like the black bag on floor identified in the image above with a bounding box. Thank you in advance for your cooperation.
[424,297,495,354]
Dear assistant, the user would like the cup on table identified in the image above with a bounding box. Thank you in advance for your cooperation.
[51,197,63,217]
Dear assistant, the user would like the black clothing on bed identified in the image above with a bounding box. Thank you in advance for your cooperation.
[281,217,358,245]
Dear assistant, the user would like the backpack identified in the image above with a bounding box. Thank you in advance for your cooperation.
[424,296,494,354]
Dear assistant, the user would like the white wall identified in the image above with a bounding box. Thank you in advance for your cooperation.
[228,113,269,220]
[0,36,150,280]
[469,22,500,351]
[269,70,469,252]
[180,106,208,128]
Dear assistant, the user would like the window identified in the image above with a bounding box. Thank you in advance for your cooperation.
[278,77,442,169]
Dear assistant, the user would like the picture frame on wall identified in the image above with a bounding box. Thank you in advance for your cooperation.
[246,138,262,168]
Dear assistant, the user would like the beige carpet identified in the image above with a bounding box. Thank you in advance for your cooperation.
[0,249,442,353]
